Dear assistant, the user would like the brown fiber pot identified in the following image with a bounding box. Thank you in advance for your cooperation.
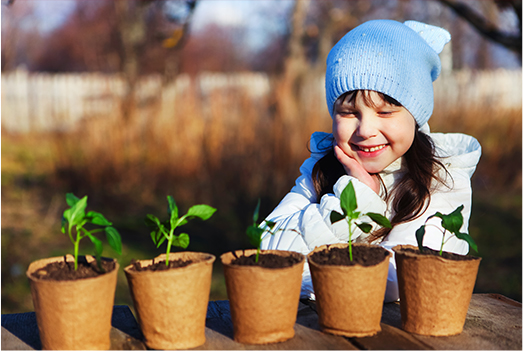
[308,243,391,337]
[26,255,119,350]
[124,252,215,350]
[221,249,305,344]
[393,244,481,336]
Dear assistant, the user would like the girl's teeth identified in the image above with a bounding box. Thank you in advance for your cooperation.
[361,145,385,152]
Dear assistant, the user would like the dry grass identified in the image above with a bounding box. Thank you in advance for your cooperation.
[1,70,521,313]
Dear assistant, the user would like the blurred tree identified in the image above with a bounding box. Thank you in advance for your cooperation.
[1,0,40,71]
[155,0,197,83]
[113,0,197,120]
[114,0,151,121]
[3,0,520,76]
[178,24,248,75]
[33,1,120,73]
[439,0,522,54]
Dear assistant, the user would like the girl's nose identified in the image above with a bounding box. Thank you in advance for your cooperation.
[356,115,379,139]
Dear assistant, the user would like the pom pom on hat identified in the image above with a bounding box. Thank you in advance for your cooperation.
[325,19,451,127]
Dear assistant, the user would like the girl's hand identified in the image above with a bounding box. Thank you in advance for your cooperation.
[334,145,380,194]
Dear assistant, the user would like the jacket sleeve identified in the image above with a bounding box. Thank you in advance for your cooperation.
[261,157,388,299]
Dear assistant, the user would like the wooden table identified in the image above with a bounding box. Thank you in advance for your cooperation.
[2,294,521,350]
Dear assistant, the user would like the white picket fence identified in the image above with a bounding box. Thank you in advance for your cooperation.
[1,68,521,133]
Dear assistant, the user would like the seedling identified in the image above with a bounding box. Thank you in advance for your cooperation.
[245,199,280,263]
[145,195,216,266]
[330,181,392,261]
[415,204,478,255]
[61,193,122,271]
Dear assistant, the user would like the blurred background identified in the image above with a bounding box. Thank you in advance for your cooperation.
[2,0,521,314]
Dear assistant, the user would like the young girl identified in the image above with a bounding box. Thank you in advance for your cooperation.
[260,19,481,302]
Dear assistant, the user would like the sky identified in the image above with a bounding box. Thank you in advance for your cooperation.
[32,0,76,32]
[190,0,294,52]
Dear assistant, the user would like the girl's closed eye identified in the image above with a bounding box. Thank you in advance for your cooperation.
[337,109,358,117]
[377,107,401,116]
[377,110,394,116]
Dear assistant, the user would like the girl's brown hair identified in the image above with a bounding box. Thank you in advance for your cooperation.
[311,91,449,242]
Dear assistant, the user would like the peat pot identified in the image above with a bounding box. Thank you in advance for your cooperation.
[221,249,305,344]
[26,254,119,350]
[393,244,481,336]
[124,252,215,350]
[308,243,391,337]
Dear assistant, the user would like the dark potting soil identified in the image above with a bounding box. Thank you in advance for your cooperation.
[31,256,116,281]
[310,245,389,267]
[402,246,479,261]
[231,252,303,268]
[129,258,194,271]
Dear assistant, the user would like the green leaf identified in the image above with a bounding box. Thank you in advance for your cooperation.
[253,199,261,224]
[167,196,178,221]
[246,225,264,248]
[105,227,122,255]
[144,214,161,228]
[172,233,190,249]
[340,181,357,215]
[330,210,345,224]
[148,214,167,247]
[357,222,373,233]
[156,234,167,248]
[455,232,478,253]
[349,211,361,220]
[186,204,217,221]
[63,208,73,224]
[150,229,159,246]
[61,216,67,234]
[86,211,112,226]
[65,193,81,207]
[415,226,426,252]
[150,229,167,248]
[67,195,88,227]
[264,220,276,230]
[86,232,103,258]
[367,212,392,228]
[439,205,464,234]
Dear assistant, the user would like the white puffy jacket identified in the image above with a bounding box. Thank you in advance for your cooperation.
[260,126,481,302]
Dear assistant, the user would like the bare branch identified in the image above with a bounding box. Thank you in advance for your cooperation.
[439,0,522,53]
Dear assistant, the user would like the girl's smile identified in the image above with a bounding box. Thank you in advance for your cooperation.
[352,143,388,156]
[333,90,416,174]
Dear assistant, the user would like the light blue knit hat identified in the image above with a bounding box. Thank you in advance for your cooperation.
[325,19,451,127]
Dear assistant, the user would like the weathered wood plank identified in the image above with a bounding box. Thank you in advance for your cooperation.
[301,294,522,350]
[407,294,522,350]
[1,311,41,349]
[349,324,435,350]
[197,300,357,350]
[1,306,146,350]
[1,327,34,350]
[2,294,520,350]
[302,299,433,350]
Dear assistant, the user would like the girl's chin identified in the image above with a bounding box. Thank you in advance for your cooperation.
[360,162,387,174]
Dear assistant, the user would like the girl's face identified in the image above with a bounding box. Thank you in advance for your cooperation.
[332,90,416,174]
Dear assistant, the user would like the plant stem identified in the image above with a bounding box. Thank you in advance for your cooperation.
[347,218,353,261]
[166,239,172,266]
[74,237,79,271]
[255,247,260,263]
[165,228,174,266]
[439,229,446,256]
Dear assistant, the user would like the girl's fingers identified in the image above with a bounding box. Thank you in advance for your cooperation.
[334,145,365,175]
[334,145,380,194]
